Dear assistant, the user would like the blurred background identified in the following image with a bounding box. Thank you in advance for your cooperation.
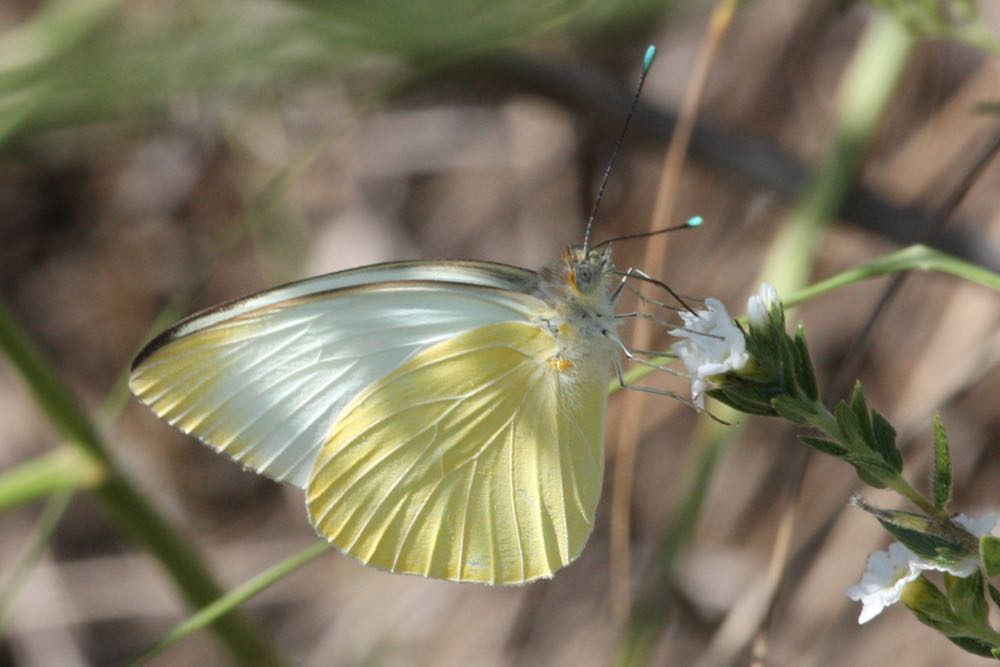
[1,0,999,665]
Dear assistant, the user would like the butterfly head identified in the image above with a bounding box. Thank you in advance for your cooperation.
[566,245,614,296]
[537,244,616,319]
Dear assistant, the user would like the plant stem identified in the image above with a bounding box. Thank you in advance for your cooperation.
[0,301,287,667]
[130,541,333,665]
[0,449,103,512]
[0,490,72,631]
[785,245,1000,307]
[887,475,941,518]
[619,243,1000,391]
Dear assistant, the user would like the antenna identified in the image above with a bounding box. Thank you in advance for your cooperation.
[592,215,703,249]
[582,45,657,253]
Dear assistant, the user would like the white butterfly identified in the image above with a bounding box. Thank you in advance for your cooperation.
[130,247,650,584]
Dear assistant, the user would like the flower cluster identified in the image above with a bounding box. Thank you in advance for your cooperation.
[670,283,818,418]
[668,297,749,408]
[667,282,1000,658]
[847,513,997,623]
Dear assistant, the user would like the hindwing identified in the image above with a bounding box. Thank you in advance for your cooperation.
[306,321,609,585]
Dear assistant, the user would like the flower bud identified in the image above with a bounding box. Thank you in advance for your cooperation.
[747,282,782,329]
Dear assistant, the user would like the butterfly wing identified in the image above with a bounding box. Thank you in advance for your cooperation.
[129,261,540,488]
[306,320,612,585]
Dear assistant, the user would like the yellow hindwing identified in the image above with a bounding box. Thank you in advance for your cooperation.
[306,320,608,584]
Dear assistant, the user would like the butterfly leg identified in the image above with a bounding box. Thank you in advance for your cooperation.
[615,310,676,331]
[611,355,707,410]
[616,311,725,343]
[606,332,684,378]
[609,271,632,304]
[612,267,697,315]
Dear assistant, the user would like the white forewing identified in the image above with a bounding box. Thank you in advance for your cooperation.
[129,262,543,488]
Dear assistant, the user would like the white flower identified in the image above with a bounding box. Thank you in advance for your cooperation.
[846,512,998,623]
[846,542,923,624]
[669,298,749,407]
[747,283,781,329]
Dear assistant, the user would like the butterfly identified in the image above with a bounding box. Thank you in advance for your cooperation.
[130,247,633,585]
[129,45,687,585]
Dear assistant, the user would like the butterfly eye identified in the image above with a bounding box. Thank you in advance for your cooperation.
[573,263,596,292]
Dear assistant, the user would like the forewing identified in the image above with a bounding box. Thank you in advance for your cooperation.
[306,321,610,585]
[130,267,542,488]
[138,259,536,348]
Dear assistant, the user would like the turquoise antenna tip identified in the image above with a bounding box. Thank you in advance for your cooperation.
[643,46,657,72]
[687,215,704,227]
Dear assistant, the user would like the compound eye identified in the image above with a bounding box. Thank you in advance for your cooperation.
[574,264,592,290]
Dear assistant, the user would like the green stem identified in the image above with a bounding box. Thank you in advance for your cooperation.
[0,491,73,631]
[618,243,1000,390]
[0,449,103,512]
[130,541,333,665]
[0,301,287,667]
[806,402,941,516]
[887,475,941,517]
[784,245,1000,308]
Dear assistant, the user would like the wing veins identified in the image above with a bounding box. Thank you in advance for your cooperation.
[166,325,314,432]
[381,411,520,576]
[237,359,359,469]
[457,458,477,580]
[528,378,564,566]
[308,360,526,493]
[197,348,329,446]
[556,396,593,524]
[500,375,538,582]
[137,314,320,372]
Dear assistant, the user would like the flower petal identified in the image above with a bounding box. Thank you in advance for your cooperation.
[747,283,781,328]
[669,298,748,404]
[846,542,922,624]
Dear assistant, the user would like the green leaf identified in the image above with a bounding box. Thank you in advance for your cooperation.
[771,396,816,425]
[871,410,902,473]
[793,325,819,401]
[799,435,847,458]
[947,635,997,658]
[932,415,952,511]
[858,506,971,563]
[832,384,903,476]
[855,466,891,489]
[902,575,965,634]
[945,571,989,626]
[705,387,777,417]
[834,400,863,449]
[845,453,900,489]
[982,536,1000,578]
[850,383,878,452]
[989,584,1000,610]
[778,336,798,397]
